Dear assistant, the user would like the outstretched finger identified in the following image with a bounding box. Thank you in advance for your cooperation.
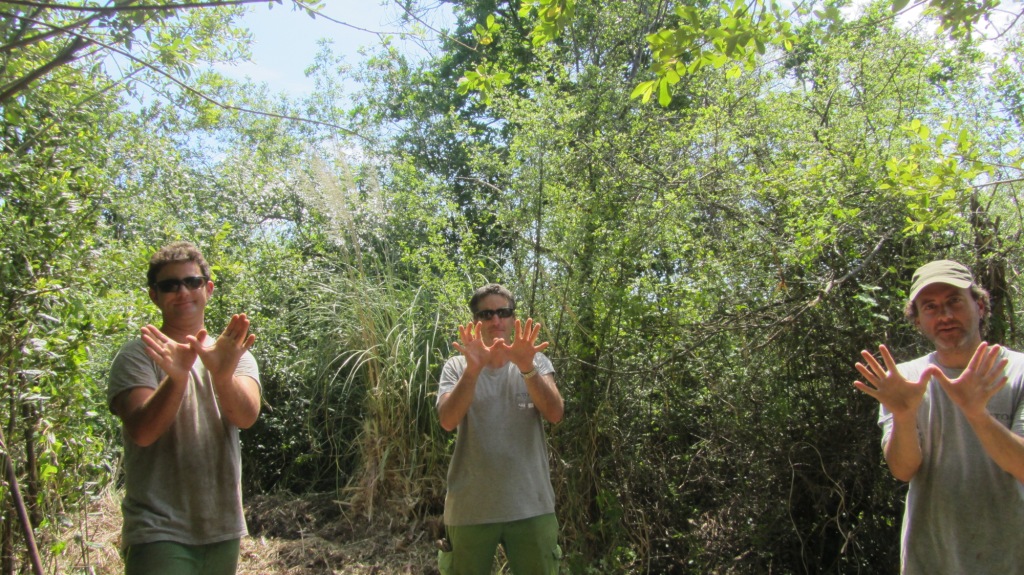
[854,362,878,385]
[224,314,250,340]
[979,344,1004,374]
[859,349,885,377]
[518,318,535,342]
[979,356,1009,390]
[186,329,210,350]
[966,341,991,372]
[878,345,900,373]
[457,323,477,343]
[921,364,950,387]
[141,324,167,343]
[853,380,881,399]
[140,331,160,348]
[990,372,1010,393]
[528,320,542,342]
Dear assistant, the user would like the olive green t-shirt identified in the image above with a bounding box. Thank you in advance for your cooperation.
[107,337,260,549]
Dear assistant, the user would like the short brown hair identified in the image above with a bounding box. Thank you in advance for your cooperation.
[469,283,516,314]
[147,241,211,286]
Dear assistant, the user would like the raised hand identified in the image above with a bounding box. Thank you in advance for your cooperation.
[502,318,550,372]
[453,321,501,370]
[854,344,935,417]
[191,313,256,384]
[932,342,1008,419]
[141,324,198,383]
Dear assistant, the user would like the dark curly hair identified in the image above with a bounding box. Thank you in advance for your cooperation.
[147,241,211,287]
[469,283,516,314]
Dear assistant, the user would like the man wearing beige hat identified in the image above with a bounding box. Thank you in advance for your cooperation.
[854,259,1024,574]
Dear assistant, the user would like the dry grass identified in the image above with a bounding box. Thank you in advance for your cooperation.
[52,490,441,575]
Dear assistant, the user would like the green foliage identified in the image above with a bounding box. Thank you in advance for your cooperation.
[882,118,993,233]
[518,0,577,46]
[632,2,798,105]
[0,0,253,105]
[993,31,1024,126]
[459,0,1022,107]
[0,30,129,571]
[1,0,1022,573]
[457,61,512,105]
[915,0,1000,39]
[376,1,1023,571]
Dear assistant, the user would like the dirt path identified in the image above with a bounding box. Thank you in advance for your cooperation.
[55,491,440,575]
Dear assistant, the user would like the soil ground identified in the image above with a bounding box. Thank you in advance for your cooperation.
[54,490,441,574]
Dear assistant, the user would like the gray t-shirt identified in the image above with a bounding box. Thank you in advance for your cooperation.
[107,337,260,549]
[438,353,557,526]
[880,349,1024,574]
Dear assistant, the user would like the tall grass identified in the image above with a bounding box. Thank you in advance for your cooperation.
[284,264,457,521]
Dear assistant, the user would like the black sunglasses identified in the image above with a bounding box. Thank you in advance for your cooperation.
[474,307,515,321]
[152,276,208,293]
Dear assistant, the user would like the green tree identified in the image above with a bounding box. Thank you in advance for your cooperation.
[364,0,1021,571]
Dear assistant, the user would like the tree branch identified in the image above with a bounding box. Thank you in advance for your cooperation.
[2,4,362,135]
[0,35,91,104]
[0,0,267,14]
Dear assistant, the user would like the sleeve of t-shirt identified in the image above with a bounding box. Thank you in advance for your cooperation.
[106,339,161,413]
[533,352,555,376]
[235,349,261,389]
[437,356,466,407]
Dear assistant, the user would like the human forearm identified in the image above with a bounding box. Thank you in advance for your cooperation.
[883,412,923,482]
[964,410,1024,482]
[438,367,481,432]
[213,375,261,429]
[116,376,188,447]
[525,372,564,424]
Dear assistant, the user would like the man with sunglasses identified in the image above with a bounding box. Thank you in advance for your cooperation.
[436,284,565,575]
[107,241,261,575]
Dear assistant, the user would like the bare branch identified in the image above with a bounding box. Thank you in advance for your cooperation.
[1,1,361,135]
[101,37,364,137]
[0,9,96,54]
[976,177,1024,188]
[0,35,91,103]
[0,0,267,14]
[394,0,478,53]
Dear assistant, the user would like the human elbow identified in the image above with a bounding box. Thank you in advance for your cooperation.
[125,426,159,448]
[439,416,459,433]
[544,405,564,425]
[233,409,260,430]
[887,461,919,483]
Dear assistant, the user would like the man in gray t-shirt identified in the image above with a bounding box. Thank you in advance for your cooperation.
[436,283,564,575]
[854,259,1024,574]
[107,241,261,575]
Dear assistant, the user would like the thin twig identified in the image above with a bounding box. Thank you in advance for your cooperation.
[0,428,43,575]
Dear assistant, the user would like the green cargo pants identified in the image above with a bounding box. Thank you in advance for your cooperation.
[124,538,240,575]
[438,513,560,575]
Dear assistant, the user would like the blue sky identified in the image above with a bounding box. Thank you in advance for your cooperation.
[217,1,455,97]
